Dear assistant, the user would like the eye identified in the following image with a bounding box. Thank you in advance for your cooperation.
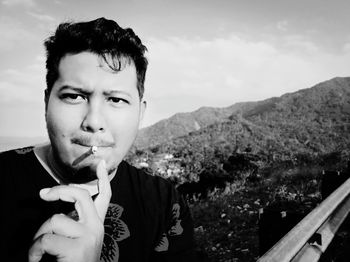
[60,93,86,104]
[108,97,129,105]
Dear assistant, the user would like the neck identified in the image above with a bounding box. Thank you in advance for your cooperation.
[39,143,116,185]
[46,146,72,184]
[34,143,117,196]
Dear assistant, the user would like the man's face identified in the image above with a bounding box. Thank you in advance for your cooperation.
[45,51,145,179]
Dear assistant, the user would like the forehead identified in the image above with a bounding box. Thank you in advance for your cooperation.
[56,52,138,93]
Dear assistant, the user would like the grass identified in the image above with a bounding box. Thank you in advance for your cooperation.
[190,165,324,262]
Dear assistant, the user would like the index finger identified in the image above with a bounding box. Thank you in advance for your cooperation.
[94,160,112,220]
[40,185,97,223]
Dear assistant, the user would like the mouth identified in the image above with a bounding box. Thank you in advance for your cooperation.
[70,141,113,167]
[71,147,96,167]
[71,137,114,148]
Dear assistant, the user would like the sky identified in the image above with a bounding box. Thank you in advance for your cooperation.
[1,0,350,137]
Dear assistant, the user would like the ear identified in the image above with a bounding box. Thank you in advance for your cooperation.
[139,100,147,125]
[44,89,49,113]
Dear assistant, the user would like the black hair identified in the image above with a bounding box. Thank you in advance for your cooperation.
[44,17,148,99]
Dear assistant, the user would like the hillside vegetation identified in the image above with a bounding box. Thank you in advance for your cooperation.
[132,77,350,173]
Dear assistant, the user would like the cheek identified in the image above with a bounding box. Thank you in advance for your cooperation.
[113,111,140,130]
[107,110,141,143]
[46,103,79,139]
[46,110,61,138]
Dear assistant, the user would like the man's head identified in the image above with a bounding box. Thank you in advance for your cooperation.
[44,18,148,182]
[45,17,148,100]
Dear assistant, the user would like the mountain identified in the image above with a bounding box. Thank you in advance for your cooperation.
[134,77,350,162]
[240,77,350,154]
[135,101,258,149]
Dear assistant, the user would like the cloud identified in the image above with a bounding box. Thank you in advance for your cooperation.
[27,11,58,31]
[281,35,320,54]
[343,37,350,52]
[0,61,46,103]
[0,16,37,51]
[27,11,56,22]
[277,20,288,31]
[141,34,350,126]
[0,59,46,136]
[0,100,46,137]
[0,12,57,53]
[2,32,350,134]
[1,0,35,7]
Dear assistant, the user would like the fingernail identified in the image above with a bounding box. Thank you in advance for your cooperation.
[40,188,50,196]
[101,160,106,168]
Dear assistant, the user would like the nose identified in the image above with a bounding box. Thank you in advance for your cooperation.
[81,101,106,133]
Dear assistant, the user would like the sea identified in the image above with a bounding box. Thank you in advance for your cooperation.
[0,136,48,152]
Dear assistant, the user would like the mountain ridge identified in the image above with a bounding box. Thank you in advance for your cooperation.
[135,76,350,152]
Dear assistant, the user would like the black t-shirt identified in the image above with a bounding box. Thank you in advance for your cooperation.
[0,147,196,262]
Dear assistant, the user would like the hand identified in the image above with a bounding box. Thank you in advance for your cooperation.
[28,160,112,262]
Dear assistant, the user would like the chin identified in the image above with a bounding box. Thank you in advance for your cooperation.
[72,158,118,181]
[70,165,99,184]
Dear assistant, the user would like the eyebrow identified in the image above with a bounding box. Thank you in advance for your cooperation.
[58,85,92,95]
[103,90,132,98]
[58,85,132,98]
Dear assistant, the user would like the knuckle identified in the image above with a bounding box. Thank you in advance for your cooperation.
[105,189,112,199]
[89,220,105,237]
[40,233,52,247]
[97,222,105,233]
[68,185,92,201]
[50,213,63,225]
[81,188,90,198]
[81,231,100,249]
[51,185,65,192]
[75,187,90,199]
[87,232,98,244]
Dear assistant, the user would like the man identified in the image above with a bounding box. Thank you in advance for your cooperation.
[0,18,196,262]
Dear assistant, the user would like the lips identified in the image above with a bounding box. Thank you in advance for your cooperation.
[71,137,114,148]
[70,140,112,167]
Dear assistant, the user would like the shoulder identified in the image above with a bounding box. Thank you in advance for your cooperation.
[0,146,36,193]
[0,146,39,186]
[0,146,34,155]
[0,146,35,165]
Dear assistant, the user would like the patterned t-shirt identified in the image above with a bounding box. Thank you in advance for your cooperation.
[0,147,196,262]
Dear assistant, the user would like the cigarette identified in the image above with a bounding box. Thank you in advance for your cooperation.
[91,146,98,155]
[72,145,98,166]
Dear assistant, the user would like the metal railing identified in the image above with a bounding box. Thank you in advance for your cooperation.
[257,177,350,262]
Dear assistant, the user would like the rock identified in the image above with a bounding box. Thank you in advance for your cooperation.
[194,226,204,233]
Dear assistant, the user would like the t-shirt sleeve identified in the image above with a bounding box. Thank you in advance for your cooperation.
[150,183,197,262]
